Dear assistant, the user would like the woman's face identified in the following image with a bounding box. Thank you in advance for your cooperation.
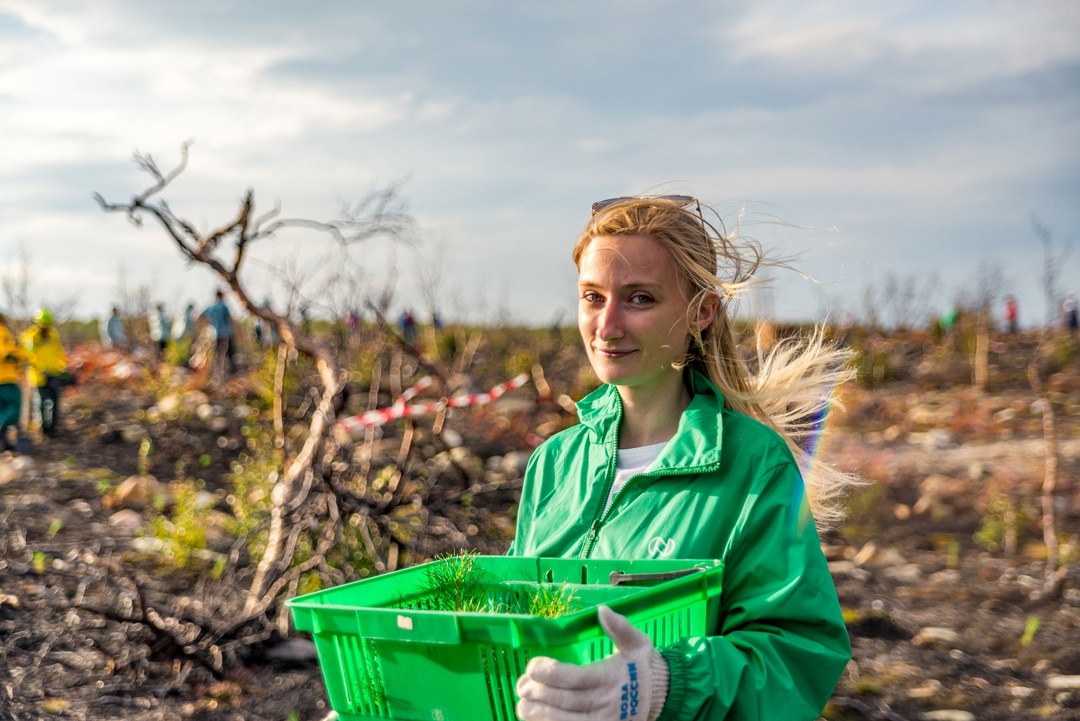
[578,234,702,396]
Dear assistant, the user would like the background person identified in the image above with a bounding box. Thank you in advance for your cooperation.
[1064,292,1079,336]
[1004,295,1019,334]
[0,311,26,451]
[511,196,856,721]
[174,302,197,342]
[198,290,236,378]
[148,303,172,356]
[102,306,126,349]
[22,308,68,436]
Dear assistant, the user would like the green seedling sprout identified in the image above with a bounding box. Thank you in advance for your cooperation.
[528,581,579,618]
[414,551,577,617]
[423,550,490,612]
[1020,615,1040,647]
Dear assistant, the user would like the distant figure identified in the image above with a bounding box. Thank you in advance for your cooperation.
[399,309,417,344]
[199,290,236,378]
[22,308,68,436]
[939,306,958,334]
[299,303,312,335]
[1004,295,1019,334]
[148,303,172,355]
[255,298,279,347]
[0,310,25,451]
[174,302,197,343]
[431,311,443,333]
[102,307,125,349]
[1065,293,1079,335]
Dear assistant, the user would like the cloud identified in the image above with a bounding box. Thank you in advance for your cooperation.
[0,0,1076,326]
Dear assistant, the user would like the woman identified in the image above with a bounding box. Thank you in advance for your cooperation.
[511,196,856,721]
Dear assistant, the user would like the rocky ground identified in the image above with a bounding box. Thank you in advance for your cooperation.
[1,332,1079,720]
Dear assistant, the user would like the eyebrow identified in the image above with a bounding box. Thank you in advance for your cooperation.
[577,278,666,293]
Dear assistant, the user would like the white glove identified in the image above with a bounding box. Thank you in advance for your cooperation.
[516,606,670,721]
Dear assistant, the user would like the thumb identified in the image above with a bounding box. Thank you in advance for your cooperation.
[597,606,648,652]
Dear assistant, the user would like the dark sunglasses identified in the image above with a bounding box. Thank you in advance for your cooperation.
[591,194,699,215]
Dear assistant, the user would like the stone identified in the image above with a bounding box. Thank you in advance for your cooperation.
[183,390,211,409]
[882,424,902,442]
[449,446,477,467]
[929,569,961,584]
[0,459,21,485]
[918,711,974,721]
[193,490,219,510]
[501,450,532,477]
[827,561,871,582]
[108,509,144,529]
[263,638,318,663]
[908,680,944,699]
[120,424,149,444]
[106,475,167,510]
[154,394,181,414]
[441,428,464,448]
[1048,676,1080,690]
[882,563,923,585]
[131,537,168,555]
[913,626,960,647]
[992,407,1017,423]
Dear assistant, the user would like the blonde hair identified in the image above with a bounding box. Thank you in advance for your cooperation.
[574,197,860,530]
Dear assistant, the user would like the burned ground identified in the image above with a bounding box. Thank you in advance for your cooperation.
[1,331,1078,720]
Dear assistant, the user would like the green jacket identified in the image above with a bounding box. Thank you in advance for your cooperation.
[509,371,850,721]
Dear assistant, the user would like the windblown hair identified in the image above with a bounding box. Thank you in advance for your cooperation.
[574,197,861,530]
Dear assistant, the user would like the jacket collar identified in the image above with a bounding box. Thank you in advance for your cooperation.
[575,370,724,472]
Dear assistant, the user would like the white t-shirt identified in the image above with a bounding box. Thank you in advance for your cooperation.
[603,440,668,514]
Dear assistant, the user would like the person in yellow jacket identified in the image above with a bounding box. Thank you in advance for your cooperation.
[0,310,26,451]
[22,309,68,437]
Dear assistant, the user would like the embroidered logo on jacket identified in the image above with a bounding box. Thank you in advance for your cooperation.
[647,537,675,557]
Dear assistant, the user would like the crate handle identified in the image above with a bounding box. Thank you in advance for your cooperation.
[608,567,704,586]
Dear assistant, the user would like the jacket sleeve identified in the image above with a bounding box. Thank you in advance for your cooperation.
[505,448,543,557]
[656,462,850,721]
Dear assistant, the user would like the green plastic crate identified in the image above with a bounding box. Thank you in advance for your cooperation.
[287,556,723,721]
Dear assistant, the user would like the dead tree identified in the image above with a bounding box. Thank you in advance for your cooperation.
[95,142,418,613]
[1025,217,1073,583]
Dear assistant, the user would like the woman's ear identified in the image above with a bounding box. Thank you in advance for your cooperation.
[690,291,720,334]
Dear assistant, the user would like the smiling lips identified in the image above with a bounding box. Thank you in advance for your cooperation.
[594,347,636,358]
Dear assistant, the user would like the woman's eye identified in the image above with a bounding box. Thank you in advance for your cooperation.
[582,291,602,303]
[629,293,654,305]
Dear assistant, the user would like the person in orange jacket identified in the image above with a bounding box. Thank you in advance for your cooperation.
[22,308,68,436]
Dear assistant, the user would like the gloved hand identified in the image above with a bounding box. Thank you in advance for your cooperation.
[516,606,670,721]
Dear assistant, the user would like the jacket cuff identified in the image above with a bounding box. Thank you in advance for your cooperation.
[654,646,688,721]
[648,648,670,721]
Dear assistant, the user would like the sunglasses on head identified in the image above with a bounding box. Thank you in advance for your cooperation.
[590,194,700,215]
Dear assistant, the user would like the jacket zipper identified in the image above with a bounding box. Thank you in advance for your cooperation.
[578,397,722,558]
[579,399,622,559]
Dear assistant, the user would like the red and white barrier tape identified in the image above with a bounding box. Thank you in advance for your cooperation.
[338,373,530,432]
[393,375,434,408]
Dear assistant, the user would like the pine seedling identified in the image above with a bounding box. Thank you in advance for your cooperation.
[527,582,579,618]
[423,550,490,612]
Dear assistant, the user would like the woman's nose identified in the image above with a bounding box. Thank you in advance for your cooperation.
[596,303,623,340]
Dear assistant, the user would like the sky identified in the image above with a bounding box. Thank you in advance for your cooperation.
[1,0,1078,329]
